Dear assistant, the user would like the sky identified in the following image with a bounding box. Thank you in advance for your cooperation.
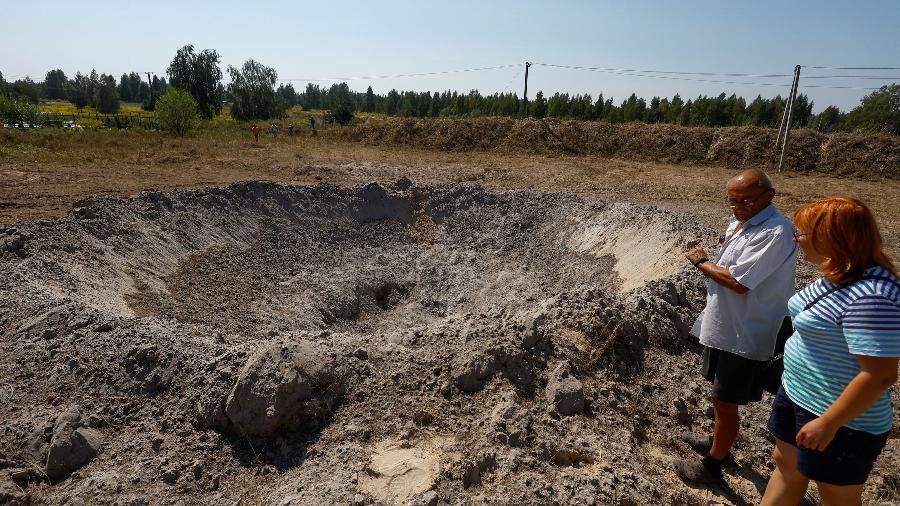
[2,0,899,112]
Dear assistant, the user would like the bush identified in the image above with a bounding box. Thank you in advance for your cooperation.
[0,94,40,125]
[155,88,198,136]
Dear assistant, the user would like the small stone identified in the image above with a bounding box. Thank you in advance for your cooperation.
[94,322,114,332]
[192,460,203,479]
[160,467,180,484]
[546,362,584,416]
[352,347,368,360]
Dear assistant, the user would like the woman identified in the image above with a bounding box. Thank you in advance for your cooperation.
[761,196,899,505]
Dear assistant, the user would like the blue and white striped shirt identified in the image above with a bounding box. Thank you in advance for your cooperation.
[782,266,900,434]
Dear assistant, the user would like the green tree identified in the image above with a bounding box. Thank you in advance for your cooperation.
[227,59,284,121]
[843,84,900,135]
[364,86,375,113]
[11,78,42,103]
[385,89,400,115]
[277,83,298,107]
[66,72,94,109]
[155,88,198,136]
[327,82,355,124]
[530,91,547,118]
[167,44,224,119]
[789,94,813,128]
[811,105,844,133]
[95,74,120,114]
[44,69,68,100]
[300,83,321,110]
[669,94,684,123]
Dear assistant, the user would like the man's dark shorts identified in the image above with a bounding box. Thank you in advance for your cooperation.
[768,385,888,486]
[702,346,766,405]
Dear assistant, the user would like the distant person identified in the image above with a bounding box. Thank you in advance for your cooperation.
[308,115,317,136]
[287,124,294,137]
[270,123,278,137]
[760,197,899,506]
[250,124,261,143]
[675,169,798,484]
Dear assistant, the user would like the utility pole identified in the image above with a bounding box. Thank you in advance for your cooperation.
[522,61,531,117]
[777,65,801,172]
[146,72,153,108]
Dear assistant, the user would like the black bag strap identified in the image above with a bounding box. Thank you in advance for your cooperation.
[802,274,900,312]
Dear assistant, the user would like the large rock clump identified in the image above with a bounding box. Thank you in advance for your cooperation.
[45,405,101,479]
[545,361,584,416]
[223,341,346,436]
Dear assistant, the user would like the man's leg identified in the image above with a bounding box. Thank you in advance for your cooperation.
[760,439,809,506]
[709,398,739,459]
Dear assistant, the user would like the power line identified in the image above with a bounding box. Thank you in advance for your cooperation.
[532,62,884,90]
[278,63,525,83]
[532,62,792,78]
[802,65,900,70]
[803,75,900,80]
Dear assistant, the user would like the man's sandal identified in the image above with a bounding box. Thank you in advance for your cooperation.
[672,459,724,484]
[680,431,737,467]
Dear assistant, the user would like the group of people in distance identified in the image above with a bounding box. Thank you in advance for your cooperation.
[677,168,898,506]
[249,115,317,143]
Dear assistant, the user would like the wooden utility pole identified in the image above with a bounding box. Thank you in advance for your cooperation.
[777,65,801,172]
[146,72,153,107]
[522,61,531,117]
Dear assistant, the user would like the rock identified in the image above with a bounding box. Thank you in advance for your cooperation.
[451,353,498,393]
[545,362,584,416]
[672,398,691,424]
[353,347,368,360]
[93,322,114,332]
[72,207,97,220]
[392,177,414,191]
[191,461,203,480]
[0,478,31,505]
[0,232,25,255]
[409,490,438,506]
[45,406,101,479]
[519,312,547,349]
[461,454,496,489]
[160,467,180,484]
[223,341,346,436]
[195,393,229,429]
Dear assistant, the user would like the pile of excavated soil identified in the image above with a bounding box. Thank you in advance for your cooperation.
[1,181,898,505]
[337,118,900,179]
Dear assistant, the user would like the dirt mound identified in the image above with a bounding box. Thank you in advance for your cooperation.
[336,117,900,179]
[2,181,897,505]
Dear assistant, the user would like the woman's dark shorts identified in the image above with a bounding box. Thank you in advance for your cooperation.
[702,346,766,405]
[768,385,889,486]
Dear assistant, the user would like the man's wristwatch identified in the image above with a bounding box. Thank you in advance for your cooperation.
[692,257,709,268]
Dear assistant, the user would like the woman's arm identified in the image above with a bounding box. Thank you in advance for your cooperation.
[795,355,899,450]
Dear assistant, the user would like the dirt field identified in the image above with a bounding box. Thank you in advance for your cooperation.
[1,127,899,506]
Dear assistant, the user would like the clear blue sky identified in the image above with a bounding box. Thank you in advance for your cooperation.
[2,0,899,112]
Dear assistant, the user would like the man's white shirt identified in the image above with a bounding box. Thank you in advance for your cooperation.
[691,204,798,360]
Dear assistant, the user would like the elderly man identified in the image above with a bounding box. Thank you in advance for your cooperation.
[674,169,798,483]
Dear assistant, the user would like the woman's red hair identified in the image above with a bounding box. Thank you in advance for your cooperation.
[794,196,896,285]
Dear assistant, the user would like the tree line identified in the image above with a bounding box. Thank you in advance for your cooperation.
[279,83,898,134]
[2,45,898,135]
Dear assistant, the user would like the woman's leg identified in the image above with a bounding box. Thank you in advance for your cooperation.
[816,482,864,506]
[760,439,809,506]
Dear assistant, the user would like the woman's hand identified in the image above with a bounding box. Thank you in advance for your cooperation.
[796,417,839,451]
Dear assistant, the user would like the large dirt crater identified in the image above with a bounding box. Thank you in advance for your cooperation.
[4,181,814,505]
